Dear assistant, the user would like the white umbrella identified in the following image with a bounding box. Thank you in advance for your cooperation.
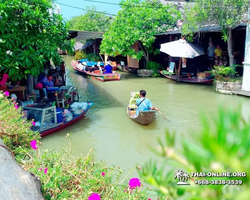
[74,42,84,51]
[160,39,204,58]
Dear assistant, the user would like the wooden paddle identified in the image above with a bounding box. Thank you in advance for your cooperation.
[152,104,172,122]
[157,110,172,122]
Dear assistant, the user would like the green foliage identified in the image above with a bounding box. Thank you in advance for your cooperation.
[23,139,148,199]
[0,0,70,80]
[146,61,162,77]
[100,0,181,61]
[68,6,112,32]
[86,53,101,62]
[75,52,85,60]
[161,70,174,76]
[212,65,236,81]
[182,0,248,42]
[139,106,250,199]
[66,39,76,56]
[0,91,40,162]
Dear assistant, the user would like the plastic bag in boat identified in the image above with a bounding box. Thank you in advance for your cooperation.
[70,102,88,115]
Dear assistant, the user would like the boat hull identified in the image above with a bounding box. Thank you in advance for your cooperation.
[40,101,93,137]
[117,65,130,72]
[160,71,213,85]
[71,60,121,82]
[127,107,156,125]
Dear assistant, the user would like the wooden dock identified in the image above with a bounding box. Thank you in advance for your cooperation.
[232,89,250,97]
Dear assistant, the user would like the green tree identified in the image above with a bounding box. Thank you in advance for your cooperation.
[100,0,180,62]
[0,0,70,80]
[68,6,112,32]
[182,0,249,66]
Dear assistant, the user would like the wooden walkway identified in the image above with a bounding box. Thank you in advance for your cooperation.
[232,89,250,97]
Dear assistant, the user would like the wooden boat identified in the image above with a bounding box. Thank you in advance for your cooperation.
[40,101,93,137]
[159,71,213,85]
[86,70,121,82]
[127,107,156,125]
[127,92,156,125]
[71,60,121,82]
[117,64,130,72]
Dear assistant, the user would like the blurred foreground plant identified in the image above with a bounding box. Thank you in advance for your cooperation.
[139,106,250,200]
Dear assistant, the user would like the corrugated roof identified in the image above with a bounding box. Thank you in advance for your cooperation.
[68,30,104,40]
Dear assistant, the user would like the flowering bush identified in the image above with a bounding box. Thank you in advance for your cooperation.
[0,91,40,161]
[24,139,148,199]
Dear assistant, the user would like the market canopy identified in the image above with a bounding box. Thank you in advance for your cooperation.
[68,30,104,40]
[160,39,205,58]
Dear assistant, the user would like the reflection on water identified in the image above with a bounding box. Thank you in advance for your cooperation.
[41,56,250,180]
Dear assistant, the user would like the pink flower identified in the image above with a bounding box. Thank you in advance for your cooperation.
[14,105,18,109]
[30,140,38,150]
[148,199,152,200]
[137,166,141,170]
[101,172,105,177]
[44,168,48,174]
[88,193,100,200]
[129,178,141,190]
[38,168,43,171]
[31,121,36,126]
[4,91,9,96]
[23,121,25,123]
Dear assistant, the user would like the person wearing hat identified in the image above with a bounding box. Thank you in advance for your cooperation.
[102,61,113,74]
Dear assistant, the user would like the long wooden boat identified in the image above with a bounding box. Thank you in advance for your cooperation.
[71,60,121,82]
[40,101,93,137]
[127,92,156,125]
[159,71,213,85]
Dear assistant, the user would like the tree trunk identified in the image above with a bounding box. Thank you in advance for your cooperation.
[27,74,34,96]
[138,41,149,63]
[0,139,44,200]
[176,57,182,83]
[93,39,96,55]
[227,28,234,66]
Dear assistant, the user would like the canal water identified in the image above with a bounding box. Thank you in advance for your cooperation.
[41,56,250,180]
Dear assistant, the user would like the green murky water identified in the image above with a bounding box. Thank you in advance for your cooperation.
[41,55,250,179]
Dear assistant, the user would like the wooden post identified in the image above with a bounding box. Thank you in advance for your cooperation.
[176,57,182,82]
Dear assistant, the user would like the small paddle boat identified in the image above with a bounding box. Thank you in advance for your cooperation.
[127,92,156,125]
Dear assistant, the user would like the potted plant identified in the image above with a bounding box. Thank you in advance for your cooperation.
[212,65,242,94]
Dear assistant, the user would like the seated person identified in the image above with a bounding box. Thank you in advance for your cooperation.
[77,62,86,71]
[135,90,158,116]
[86,65,99,72]
[41,75,54,98]
[102,61,113,74]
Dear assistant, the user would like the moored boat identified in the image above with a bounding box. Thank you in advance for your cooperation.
[71,60,121,82]
[117,64,130,72]
[40,101,93,137]
[160,71,213,85]
[127,92,156,125]
[24,101,93,137]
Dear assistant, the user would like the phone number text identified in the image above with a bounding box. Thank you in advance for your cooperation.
[194,180,243,185]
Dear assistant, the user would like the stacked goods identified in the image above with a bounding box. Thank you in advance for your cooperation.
[129,92,140,109]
